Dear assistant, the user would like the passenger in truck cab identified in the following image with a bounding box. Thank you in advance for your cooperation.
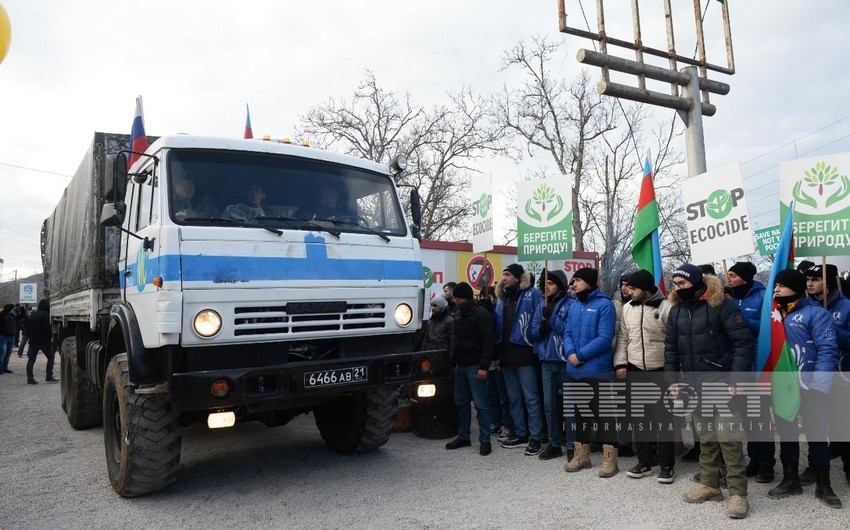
[312,182,347,220]
[222,183,280,221]
[172,174,217,220]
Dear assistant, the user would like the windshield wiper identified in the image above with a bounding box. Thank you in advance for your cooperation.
[320,218,391,242]
[257,216,341,239]
[184,216,283,236]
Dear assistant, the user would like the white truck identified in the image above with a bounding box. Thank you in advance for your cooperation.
[42,132,447,497]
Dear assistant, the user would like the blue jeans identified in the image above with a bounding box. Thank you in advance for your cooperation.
[0,335,14,371]
[502,364,543,441]
[454,365,492,444]
[487,369,513,431]
[541,361,567,447]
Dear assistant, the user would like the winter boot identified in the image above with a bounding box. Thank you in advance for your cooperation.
[598,444,619,478]
[800,464,816,486]
[564,441,591,472]
[768,464,803,499]
[683,483,724,503]
[726,495,749,519]
[814,469,843,509]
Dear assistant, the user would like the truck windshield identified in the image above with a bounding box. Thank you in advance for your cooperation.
[167,149,407,237]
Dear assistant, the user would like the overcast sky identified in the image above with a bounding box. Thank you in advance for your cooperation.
[1,0,849,281]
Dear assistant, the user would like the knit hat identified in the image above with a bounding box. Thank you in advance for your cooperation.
[672,263,704,289]
[452,282,474,300]
[797,260,815,273]
[804,264,839,289]
[627,269,657,293]
[504,263,524,280]
[728,261,757,284]
[775,269,806,294]
[547,270,568,291]
[571,267,599,287]
[699,263,717,276]
[430,295,448,310]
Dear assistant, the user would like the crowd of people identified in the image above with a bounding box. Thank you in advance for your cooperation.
[420,260,849,519]
[0,299,59,384]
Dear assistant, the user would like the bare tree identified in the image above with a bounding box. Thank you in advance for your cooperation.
[298,72,504,240]
[494,37,616,251]
[495,37,689,294]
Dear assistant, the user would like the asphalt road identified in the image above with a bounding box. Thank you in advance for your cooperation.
[1,353,848,529]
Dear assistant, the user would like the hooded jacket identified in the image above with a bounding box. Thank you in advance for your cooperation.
[494,272,543,365]
[664,275,754,383]
[562,288,616,380]
[730,280,766,338]
[28,299,52,345]
[782,295,839,394]
[816,289,850,355]
[536,292,573,362]
[453,300,495,371]
[614,289,671,371]
[419,310,456,357]
[0,305,14,337]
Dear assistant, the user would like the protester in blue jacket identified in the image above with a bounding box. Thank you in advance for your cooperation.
[727,261,766,338]
[561,267,617,477]
[494,263,544,456]
[803,264,850,489]
[767,269,841,509]
[535,269,572,461]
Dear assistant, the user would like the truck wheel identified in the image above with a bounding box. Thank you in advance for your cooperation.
[61,337,102,429]
[103,353,181,497]
[314,386,398,454]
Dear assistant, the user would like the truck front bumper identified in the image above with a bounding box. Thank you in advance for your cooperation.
[169,348,449,412]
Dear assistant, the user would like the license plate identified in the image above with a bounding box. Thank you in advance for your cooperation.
[304,366,368,388]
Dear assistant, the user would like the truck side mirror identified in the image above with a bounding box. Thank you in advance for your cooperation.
[410,189,422,227]
[103,153,129,201]
[100,202,127,227]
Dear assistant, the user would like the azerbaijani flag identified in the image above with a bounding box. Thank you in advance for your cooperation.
[244,103,253,139]
[756,203,800,422]
[128,95,148,169]
[631,154,665,295]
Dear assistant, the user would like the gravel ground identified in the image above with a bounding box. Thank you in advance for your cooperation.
[1,352,848,530]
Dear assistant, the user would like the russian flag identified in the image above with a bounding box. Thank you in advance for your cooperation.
[129,95,148,169]
[244,103,253,139]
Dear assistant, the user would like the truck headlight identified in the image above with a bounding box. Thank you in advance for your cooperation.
[194,309,222,338]
[393,303,413,327]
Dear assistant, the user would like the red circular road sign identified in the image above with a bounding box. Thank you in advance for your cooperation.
[466,256,495,291]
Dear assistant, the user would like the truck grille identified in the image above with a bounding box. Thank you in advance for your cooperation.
[232,303,386,336]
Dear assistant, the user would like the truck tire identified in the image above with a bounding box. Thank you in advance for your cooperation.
[103,353,181,497]
[61,337,102,429]
[314,386,398,454]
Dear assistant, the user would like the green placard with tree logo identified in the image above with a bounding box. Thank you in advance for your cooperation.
[780,154,850,257]
[516,177,573,261]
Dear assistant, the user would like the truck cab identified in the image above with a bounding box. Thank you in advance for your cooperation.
[48,133,447,497]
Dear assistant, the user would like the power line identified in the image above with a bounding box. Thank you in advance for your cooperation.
[0,161,71,177]
[0,225,40,241]
[740,113,850,167]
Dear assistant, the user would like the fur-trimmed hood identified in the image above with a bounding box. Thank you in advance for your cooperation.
[495,271,533,299]
[667,274,726,308]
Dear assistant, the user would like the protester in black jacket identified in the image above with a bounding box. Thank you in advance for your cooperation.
[445,282,495,456]
[665,264,754,519]
[25,299,57,385]
[0,304,15,374]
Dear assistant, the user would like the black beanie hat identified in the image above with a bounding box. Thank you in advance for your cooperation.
[504,263,524,280]
[452,282,474,300]
[804,264,839,290]
[775,269,806,294]
[627,269,657,293]
[728,261,757,284]
[572,267,599,287]
[797,260,815,273]
[672,263,704,288]
[547,270,568,291]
